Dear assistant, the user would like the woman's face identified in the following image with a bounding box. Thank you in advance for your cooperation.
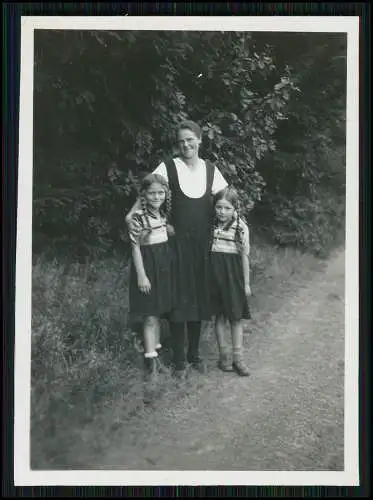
[215,197,235,224]
[144,182,166,211]
[177,128,201,159]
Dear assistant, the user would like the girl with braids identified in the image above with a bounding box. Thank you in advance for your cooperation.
[126,120,228,379]
[210,186,252,377]
[128,173,175,384]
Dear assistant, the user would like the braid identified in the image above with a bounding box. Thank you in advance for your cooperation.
[208,210,217,252]
[166,189,172,222]
[234,208,242,248]
[140,195,152,240]
[165,188,175,237]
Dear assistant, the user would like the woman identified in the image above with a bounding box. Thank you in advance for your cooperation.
[126,120,228,377]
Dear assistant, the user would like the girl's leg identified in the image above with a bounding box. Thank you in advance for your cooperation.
[143,316,158,356]
[215,315,232,371]
[154,319,169,374]
[143,316,159,383]
[155,319,162,350]
[231,320,250,377]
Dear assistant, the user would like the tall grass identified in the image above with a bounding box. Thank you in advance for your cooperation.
[30,240,327,468]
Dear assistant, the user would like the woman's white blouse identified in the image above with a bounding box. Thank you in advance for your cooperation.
[153,157,228,199]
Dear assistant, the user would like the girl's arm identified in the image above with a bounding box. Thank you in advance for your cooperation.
[240,221,251,296]
[131,243,151,294]
[242,253,251,297]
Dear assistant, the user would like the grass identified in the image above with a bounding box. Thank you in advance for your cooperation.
[30,239,328,469]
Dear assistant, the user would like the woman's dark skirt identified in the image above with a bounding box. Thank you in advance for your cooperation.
[168,235,212,323]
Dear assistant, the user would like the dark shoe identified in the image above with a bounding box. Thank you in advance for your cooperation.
[155,357,170,375]
[218,353,232,372]
[133,333,144,353]
[143,357,158,383]
[143,386,158,406]
[232,359,250,377]
[188,357,207,374]
[172,368,188,382]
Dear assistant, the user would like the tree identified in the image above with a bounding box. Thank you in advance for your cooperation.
[250,32,347,255]
[33,30,346,258]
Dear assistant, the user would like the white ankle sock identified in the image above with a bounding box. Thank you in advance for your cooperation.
[144,351,158,359]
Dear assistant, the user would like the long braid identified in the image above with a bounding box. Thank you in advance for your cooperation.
[208,210,218,252]
[234,207,244,252]
[166,189,172,221]
[140,195,152,241]
[165,188,175,237]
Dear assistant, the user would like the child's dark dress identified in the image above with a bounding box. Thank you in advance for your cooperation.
[128,210,174,324]
[210,219,251,321]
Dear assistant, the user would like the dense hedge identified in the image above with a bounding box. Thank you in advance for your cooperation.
[33,30,346,259]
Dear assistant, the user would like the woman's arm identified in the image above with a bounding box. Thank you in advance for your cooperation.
[240,221,251,296]
[131,243,151,294]
[125,198,142,224]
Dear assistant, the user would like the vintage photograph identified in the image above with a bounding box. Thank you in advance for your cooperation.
[14,16,359,485]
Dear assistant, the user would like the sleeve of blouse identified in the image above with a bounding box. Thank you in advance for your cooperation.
[211,166,228,195]
[241,221,250,257]
[129,212,144,245]
[152,162,169,183]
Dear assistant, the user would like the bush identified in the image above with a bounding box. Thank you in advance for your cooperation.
[32,31,346,259]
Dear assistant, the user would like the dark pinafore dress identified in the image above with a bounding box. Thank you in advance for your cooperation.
[165,158,215,323]
[128,212,174,325]
[210,248,252,322]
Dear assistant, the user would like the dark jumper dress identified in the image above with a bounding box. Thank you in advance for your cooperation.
[128,211,174,324]
[210,221,252,322]
[165,158,215,323]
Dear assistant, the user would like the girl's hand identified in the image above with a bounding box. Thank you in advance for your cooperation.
[138,275,151,294]
[245,283,252,297]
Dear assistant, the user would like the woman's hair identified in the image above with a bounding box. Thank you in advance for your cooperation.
[139,173,173,236]
[210,186,244,250]
[176,120,202,140]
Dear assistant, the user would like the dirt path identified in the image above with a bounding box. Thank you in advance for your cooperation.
[86,249,345,471]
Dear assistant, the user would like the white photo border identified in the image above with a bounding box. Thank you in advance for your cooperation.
[14,15,360,486]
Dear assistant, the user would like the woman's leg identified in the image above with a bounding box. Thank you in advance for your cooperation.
[187,321,207,373]
[170,321,186,372]
[215,315,232,371]
[231,320,250,377]
[186,321,201,362]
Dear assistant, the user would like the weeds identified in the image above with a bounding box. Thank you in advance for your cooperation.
[30,241,327,469]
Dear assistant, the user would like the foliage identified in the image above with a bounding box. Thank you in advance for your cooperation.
[250,32,347,256]
[33,30,346,258]
[31,242,324,467]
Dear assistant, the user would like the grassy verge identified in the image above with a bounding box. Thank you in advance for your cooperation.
[30,240,327,469]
